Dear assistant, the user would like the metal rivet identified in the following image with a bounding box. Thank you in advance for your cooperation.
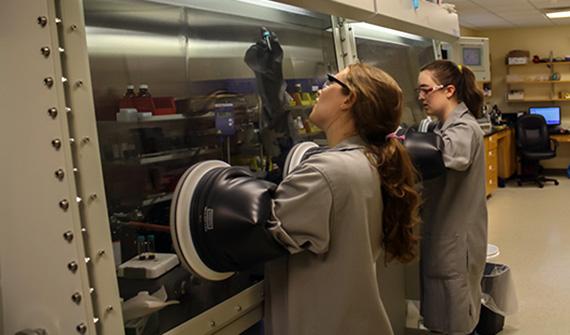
[68,261,78,273]
[209,321,216,328]
[81,137,90,144]
[85,257,91,264]
[106,305,114,313]
[59,47,65,53]
[76,196,83,204]
[63,231,74,242]
[59,199,69,211]
[89,288,95,294]
[70,24,78,31]
[66,107,72,113]
[55,18,62,24]
[62,77,68,83]
[75,80,84,88]
[76,323,87,334]
[52,138,62,150]
[55,169,65,180]
[69,138,75,144]
[44,77,54,88]
[40,47,51,57]
[48,107,58,119]
[97,250,105,257]
[235,305,242,312]
[37,16,48,27]
[71,292,82,304]
[93,318,100,324]
[81,227,87,234]
[89,194,97,201]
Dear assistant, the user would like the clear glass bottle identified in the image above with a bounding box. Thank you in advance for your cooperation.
[137,235,146,260]
[146,234,156,260]
[310,85,319,102]
[138,84,151,97]
[124,84,136,98]
[292,83,303,106]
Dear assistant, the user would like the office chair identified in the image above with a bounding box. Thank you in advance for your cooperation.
[516,114,559,188]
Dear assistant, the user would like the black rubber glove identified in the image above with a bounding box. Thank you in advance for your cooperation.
[191,167,287,273]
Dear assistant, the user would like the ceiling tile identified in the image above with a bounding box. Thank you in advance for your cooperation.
[446,0,570,28]
[529,0,570,9]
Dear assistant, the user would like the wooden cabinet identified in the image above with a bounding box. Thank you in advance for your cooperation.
[484,134,499,197]
[484,128,516,197]
[498,128,517,179]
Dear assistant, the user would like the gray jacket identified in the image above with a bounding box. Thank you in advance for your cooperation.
[420,103,489,334]
[265,137,394,335]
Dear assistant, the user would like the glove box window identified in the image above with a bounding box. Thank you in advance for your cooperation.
[85,0,336,333]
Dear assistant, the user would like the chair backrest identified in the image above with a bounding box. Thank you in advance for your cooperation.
[516,114,550,152]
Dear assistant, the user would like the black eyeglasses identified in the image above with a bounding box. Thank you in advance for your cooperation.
[323,73,350,92]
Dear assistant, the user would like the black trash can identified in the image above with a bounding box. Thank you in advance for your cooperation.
[475,263,518,335]
[476,304,504,335]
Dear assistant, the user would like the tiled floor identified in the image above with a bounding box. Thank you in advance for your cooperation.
[487,177,570,335]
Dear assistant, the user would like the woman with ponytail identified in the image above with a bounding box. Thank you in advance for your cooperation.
[264,63,420,335]
[416,60,488,334]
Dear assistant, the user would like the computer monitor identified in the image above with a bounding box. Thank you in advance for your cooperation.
[529,106,561,126]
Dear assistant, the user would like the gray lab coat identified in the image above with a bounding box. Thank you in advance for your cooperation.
[420,103,488,334]
[265,137,394,335]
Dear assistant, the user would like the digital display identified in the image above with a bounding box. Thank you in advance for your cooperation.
[463,47,482,66]
[529,107,561,126]
[214,103,236,136]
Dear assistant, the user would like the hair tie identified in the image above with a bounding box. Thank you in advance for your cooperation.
[386,132,406,141]
[458,64,463,73]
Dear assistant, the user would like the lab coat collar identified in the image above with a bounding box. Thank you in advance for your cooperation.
[335,136,366,150]
[439,102,470,131]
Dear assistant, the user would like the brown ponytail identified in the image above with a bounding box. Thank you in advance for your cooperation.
[421,60,484,118]
[344,63,421,264]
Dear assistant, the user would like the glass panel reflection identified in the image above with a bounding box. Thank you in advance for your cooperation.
[352,24,436,125]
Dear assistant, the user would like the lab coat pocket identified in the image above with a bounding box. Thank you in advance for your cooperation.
[421,234,468,279]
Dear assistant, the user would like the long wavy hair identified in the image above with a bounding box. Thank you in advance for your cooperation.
[343,63,421,264]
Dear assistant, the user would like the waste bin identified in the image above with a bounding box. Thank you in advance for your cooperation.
[476,263,519,335]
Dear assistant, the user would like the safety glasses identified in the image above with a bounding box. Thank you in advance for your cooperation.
[323,73,350,92]
[415,84,446,97]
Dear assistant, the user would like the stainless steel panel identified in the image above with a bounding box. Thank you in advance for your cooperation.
[82,1,336,333]
[1,0,97,333]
